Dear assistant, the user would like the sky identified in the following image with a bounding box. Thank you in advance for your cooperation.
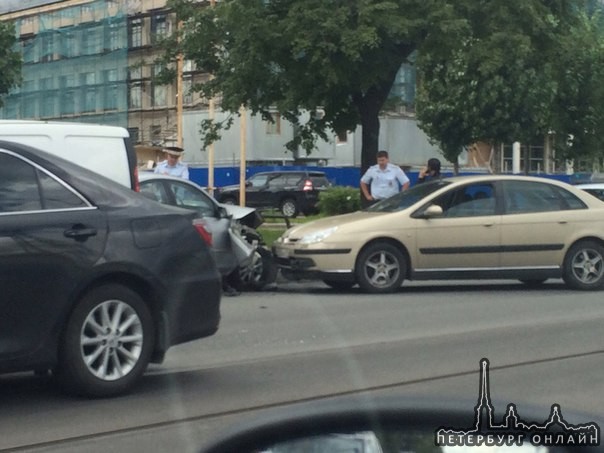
[0,0,58,15]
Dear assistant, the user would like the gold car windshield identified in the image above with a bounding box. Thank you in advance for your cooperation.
[365,179,451,212]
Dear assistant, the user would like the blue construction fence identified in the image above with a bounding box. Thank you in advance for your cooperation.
[189,165,573,189]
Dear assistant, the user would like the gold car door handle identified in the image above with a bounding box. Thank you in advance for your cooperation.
[483,223,494,227]
[559,221,568,224]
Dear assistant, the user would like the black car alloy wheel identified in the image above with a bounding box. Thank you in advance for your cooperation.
[280,198,299,218]
[57,284,155,397]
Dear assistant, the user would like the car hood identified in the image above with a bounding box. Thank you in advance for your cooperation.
[221,204,263,229]
[222,204,255,220]
[284,210,389,239]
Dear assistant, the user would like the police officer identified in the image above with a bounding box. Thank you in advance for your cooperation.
[154,146,189,180]
[360,150,410,203]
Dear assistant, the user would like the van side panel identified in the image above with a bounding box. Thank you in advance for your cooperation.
[64,135,131,188]
[0,122,135,189]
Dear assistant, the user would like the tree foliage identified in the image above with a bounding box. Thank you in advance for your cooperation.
[0,21,21,107]
[166,0,462,172]
[416,0,603,166]
[551,8,604,161]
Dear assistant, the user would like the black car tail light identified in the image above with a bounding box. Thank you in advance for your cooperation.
[193,219,213,246]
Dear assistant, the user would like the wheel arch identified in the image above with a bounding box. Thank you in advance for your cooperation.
[567,236,604,252]
[355,237,412,279]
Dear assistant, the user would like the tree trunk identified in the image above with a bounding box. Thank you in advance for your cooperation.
[359,107,381,208]
[354,49,414,207]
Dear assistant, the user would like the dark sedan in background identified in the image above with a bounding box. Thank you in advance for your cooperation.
[0,141,222,397]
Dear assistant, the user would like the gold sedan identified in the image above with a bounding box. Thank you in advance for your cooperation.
[273,175,604,293]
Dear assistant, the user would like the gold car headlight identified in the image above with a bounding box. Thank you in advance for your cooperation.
[299,227,338,245]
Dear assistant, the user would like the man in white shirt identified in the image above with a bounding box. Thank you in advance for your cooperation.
[360,150,410,203]
[154,146,189,180]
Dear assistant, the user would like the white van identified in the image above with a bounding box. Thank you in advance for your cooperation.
[0,120,138,190]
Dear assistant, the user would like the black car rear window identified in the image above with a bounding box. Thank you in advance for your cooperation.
[310,176,329,187]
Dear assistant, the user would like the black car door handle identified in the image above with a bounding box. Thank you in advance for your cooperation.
[64,225,97,239]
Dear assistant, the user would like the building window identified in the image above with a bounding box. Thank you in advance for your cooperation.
[81,4,93,17]
[81,26,101,55]
[83,88,96,112]
[22,80,35,92]
[129,83,142,109]
[129,65,142,81]
[41,94,56,118]
[150,125,162,145]
[103,68,120,100]
[183,59,195,73]
[60,29,76,58]
[151,14,168,43]
[20,16,34,27]
[183,76,193,105]
[79,72,96,112]
[60,74,75,89]
[152,64,166,107]
[105,69,118,83]
[336,129,348,144]
[40,32,54,62]
[106,22,121,51]
[128,18,143,48]
[502,144,546,173]
[265,112,281,135]
[21,36,36,64]
[81,72,96,86]
[61,90,75,115]
[23,95,36,118]
[127,127,140,144]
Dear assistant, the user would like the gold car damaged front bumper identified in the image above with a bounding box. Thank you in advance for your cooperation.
[272,242,356,280]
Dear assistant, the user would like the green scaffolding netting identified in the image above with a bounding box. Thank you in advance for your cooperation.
[1,0,128,127]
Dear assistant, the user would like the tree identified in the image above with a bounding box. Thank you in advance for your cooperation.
[0,21,21,107]
[165,0,462,174]
[550,8,604,163]
[415,0,589,170]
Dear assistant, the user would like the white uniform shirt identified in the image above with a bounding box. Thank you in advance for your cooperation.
[361,163,409,199]
[154,160,189,180]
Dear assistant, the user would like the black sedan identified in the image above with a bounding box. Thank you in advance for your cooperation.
[0,141,222,397]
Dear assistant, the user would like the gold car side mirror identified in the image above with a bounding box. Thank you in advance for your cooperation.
[423,204,443,218]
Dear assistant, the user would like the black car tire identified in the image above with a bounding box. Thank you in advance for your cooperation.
[355,242,406,294]
[323,280,356,291]
[280,198,299,218]
[234,247,278,291]
[563,240,604,290]
[57,284,155,397]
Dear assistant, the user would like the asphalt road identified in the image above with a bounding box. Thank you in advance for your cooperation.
[1,279,603,452]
